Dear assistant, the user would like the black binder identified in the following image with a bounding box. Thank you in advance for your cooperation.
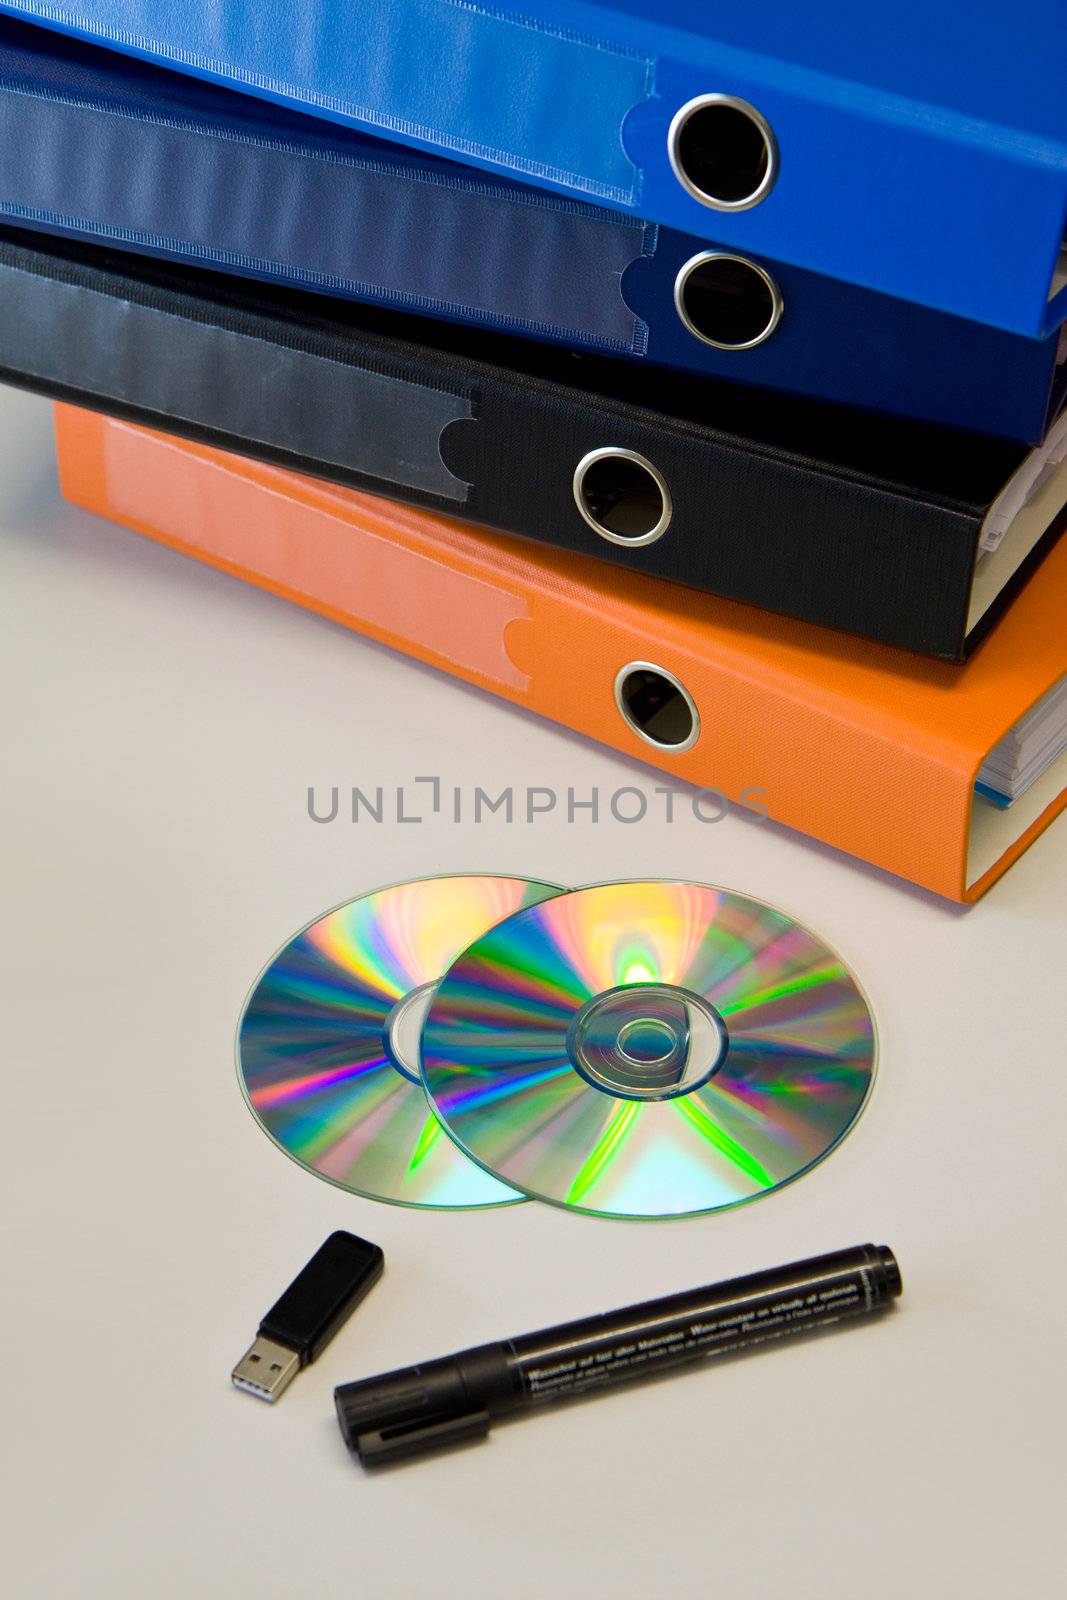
[1,224,1064,660]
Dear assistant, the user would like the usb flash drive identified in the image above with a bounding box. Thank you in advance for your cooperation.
[232,1230,384,1402]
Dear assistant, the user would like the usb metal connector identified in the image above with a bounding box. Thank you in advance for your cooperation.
[231,1336,301,1402]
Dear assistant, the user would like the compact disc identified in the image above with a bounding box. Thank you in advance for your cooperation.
[421,881,876,1219]
[237,876,565,1207]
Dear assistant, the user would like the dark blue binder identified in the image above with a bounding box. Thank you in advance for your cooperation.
[0,16,1062,441]
[2,0,1065,337]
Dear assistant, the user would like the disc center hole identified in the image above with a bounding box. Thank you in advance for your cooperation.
[616,1016,680,1065]
[568,983,728,1102]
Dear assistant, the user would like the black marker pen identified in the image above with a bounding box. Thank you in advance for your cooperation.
[335,1242,901,1466]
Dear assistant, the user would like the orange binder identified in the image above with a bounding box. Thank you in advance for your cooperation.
[54,403,1066,904]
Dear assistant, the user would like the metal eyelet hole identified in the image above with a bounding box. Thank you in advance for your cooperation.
[613,662,700,752]
[573,449,672,547]
[668,95,778,212]
[675,252,783,350]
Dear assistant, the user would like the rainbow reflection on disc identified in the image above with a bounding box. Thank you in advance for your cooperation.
[421,881,876,1220]
[237,876,565,1208]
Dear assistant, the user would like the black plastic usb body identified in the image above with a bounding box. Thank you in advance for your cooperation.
[232,1231,384,1402]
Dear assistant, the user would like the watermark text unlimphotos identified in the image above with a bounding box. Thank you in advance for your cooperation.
[307,778,768,826]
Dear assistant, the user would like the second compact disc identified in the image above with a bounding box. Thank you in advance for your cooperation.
[237,875,564,1208]
[421,881,876,1219]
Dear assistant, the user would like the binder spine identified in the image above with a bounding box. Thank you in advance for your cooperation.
[0,228,985,658]
[53,406,972,902]
[3,0,1065,334]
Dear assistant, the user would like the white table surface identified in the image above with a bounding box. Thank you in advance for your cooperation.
[2,386,1064,1599]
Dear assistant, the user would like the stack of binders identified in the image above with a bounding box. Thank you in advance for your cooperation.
[2,2,1065,900]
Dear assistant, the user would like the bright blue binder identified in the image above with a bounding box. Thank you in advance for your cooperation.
[2,0,1065,338]
[0,16,1061,442]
